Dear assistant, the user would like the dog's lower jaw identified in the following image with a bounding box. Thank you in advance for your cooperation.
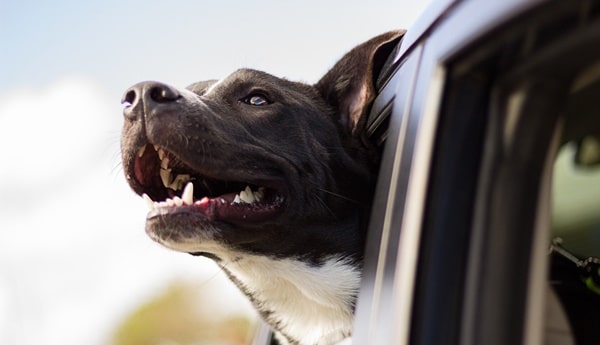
[222,254,360,345]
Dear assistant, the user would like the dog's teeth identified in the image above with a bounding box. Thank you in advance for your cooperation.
[158,148,166,161]
[169,174,191,191]
[239,186,255,203]
[142,193,155,210]
[160,168,173,188]
[254,187,265,202]
[173,196,183,207]
[233,194,242,204]
[153,145,159,151]
[182,182,194,205]
[160,156,169,170]
[137,146,146,158]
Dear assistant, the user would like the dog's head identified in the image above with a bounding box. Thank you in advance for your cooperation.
[120,31,404,265]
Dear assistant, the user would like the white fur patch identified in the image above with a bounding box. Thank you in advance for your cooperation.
[224,254,360,345]
[152,231,359,344]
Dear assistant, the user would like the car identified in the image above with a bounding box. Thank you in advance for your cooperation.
[254,0,600,343]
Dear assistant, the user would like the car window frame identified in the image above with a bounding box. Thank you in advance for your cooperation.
[354,0,598,345]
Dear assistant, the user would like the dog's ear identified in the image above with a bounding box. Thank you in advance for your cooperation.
[316,30,406,137]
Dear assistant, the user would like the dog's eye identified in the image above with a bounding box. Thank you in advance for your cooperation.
[242,94,270,106]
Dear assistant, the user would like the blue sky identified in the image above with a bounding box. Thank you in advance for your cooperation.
[1,0,429,93]
[0,1,430,344]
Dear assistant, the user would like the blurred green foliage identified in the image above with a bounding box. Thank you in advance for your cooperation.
[110,281,253,345]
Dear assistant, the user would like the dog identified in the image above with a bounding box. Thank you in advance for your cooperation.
[120,30,405,345]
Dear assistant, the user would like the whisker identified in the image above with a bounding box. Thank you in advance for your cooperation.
[313,193,337,219]
[315,187,362,205]
[196,263,230,289]
[111,160,124,177]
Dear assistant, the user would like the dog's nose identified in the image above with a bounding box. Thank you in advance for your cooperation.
[121,81,180,120]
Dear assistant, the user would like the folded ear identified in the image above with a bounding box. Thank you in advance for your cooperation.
[315,30,406,137]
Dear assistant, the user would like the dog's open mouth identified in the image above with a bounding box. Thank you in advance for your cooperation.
[132,143,285,224]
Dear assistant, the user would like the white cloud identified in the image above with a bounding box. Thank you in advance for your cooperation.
[0,77,113,180]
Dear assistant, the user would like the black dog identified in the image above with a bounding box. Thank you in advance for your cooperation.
[121,30,405,345]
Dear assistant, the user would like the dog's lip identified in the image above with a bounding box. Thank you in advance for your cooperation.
[144,190,286,225]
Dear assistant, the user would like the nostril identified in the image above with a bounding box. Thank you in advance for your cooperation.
[149,85,180,103]
[122,89,137,106]
[121,81,180,120]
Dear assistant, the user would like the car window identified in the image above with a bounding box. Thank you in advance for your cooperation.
[552,136,600,255]
[552,141,600,255]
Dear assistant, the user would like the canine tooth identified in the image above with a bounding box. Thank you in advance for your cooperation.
[182,182,194,205]
[160,168,173,188]
[158,149,166,161]
[142,193,154,210]
[153,145,159,151]
[160,156,169,170]
[239,186,255,203]
[137,146,146,158]
[233,194,241,204]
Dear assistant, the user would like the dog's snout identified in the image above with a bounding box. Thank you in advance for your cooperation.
[122,81,180,120]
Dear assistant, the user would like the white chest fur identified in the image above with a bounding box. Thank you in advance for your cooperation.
[223,254,361,345]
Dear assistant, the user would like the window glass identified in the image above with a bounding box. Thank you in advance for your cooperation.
[551,59,600,257]
[552,140,600,255]
[548,61,600,345]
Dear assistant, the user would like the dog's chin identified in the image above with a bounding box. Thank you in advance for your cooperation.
[144,214,223,254]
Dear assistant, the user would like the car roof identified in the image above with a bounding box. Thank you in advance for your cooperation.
[397,0,551,62]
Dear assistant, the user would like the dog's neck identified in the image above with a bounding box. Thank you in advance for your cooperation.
[220,253,360,345]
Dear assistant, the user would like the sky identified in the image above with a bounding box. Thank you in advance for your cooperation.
[0,1,431,344]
